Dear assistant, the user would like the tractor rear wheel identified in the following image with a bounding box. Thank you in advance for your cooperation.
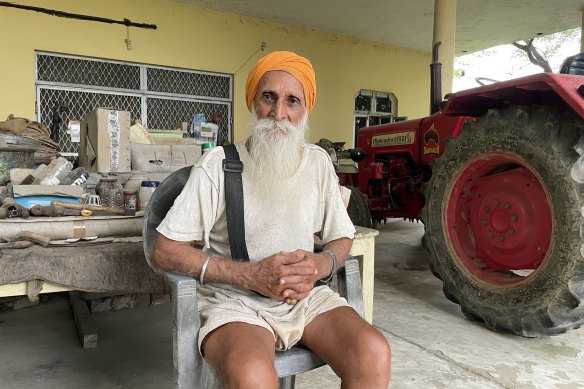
[421,106,584,336]
[345,185,373,228]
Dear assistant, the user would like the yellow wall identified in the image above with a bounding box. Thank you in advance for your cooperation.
[0,0,430,146]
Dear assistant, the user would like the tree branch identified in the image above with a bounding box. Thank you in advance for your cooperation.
[512,39,553,73]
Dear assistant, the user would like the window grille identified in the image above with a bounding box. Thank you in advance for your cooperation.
[37,54,141,90]
[35,52,232,157]
[147,67,230,98]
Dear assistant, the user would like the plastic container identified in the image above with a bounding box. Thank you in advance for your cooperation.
[32,164,48,178]
[39,157,73,185]
[32,164,49,184]
[124,173,149,192]
[123,190,138,216]
[14,195,81,208]
[139,180,160,211]
[201,142,215,153]
[60,167,90,186]
[189,113,206,139]
[95,177,124,209]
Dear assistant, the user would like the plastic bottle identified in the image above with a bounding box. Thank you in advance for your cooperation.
[190,113,206,141]
[40,157,73,185]
[32,164,49,184]
[139,180,160,211]
[32,164,47,177]
[60,167,89,186]
[37,158,61,185]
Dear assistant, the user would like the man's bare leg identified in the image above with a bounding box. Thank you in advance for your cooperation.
[301,306,391,388]
[202,322,278,389]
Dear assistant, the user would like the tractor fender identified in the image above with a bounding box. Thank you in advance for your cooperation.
[442,73,584,121]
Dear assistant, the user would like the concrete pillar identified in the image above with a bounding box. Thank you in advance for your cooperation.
[432,0,457,95]
[581,9,584,53]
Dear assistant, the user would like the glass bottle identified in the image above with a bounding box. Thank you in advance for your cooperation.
[95,177,124,209]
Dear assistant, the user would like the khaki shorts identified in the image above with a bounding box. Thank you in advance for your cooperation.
[197,285,350,352]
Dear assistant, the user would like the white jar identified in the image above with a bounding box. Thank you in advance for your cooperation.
[139,180,160,211]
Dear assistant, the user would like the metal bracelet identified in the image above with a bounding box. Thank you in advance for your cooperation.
[199,253,213,286]
[321,250,337,283]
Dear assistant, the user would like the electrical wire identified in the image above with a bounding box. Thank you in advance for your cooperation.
[0,1,157,29]
[234,42,267,74]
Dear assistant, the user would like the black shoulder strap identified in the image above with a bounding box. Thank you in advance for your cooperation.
[222,144,250,262]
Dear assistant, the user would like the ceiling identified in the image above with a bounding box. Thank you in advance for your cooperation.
[179,0,584,55]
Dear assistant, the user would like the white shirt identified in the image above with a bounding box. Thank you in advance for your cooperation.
[157,141,355,261]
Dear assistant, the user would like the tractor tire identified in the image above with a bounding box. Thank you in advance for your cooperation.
[420,105,584,337]
[345,185,373,228]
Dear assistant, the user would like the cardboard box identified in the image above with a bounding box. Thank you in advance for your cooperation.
[130,143,202,172]
[152,137,197,145]
[12,185,83,208]
[79,109,131,173]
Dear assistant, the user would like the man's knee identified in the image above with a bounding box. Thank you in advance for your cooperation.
[359,328,391,368]
[339,327,390,385]
[220,352,278,389]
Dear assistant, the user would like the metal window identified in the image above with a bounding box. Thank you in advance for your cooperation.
[37,54,141,90]
[353,90,398,147]
[146,97,231,147]
[37,87,142,157]
[35,52,233,157]
[147,67,230,99]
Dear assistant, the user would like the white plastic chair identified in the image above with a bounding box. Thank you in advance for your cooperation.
[143,166,365,388]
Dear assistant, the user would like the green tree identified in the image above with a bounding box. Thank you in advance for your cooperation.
[512,28,580,72]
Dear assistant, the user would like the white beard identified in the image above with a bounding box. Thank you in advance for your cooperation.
[246,109,309,193]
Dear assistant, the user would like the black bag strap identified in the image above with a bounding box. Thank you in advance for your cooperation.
[222,144,250,262]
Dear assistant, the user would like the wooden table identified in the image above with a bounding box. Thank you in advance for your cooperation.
[0,228,379,325]
[0,282,69,297]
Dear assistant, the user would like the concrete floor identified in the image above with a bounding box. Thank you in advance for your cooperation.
[2,219,584,388]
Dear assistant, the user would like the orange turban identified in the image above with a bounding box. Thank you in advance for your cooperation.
[245,51,316,113]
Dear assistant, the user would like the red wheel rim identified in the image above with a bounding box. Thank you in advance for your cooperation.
[445,152,553,286]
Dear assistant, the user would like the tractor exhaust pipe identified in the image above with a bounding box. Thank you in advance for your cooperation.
[430,41,442,114]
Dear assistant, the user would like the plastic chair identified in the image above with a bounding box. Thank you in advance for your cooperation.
[143,166,365,389]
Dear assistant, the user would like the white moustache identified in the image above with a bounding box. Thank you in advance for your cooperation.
[253,118,297,135]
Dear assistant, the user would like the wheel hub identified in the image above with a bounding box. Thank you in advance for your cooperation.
[446,152,553,283]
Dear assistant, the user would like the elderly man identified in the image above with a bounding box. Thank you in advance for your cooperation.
[153,51,391,388]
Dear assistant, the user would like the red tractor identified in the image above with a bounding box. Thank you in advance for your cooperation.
[337,47,584,337]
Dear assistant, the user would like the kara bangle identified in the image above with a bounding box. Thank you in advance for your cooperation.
[322,250,337,283]
[199,254,213,286]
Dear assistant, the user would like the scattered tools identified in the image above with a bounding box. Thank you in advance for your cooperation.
[0,231,51,249]
[29,205,86,217]
[0,202,29,219]
[0,240,35,249]
[64,208,82,216]
[50,200,125,216]
[49,237,113,247]
[14,231,52,247]
[30,204,65,217]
